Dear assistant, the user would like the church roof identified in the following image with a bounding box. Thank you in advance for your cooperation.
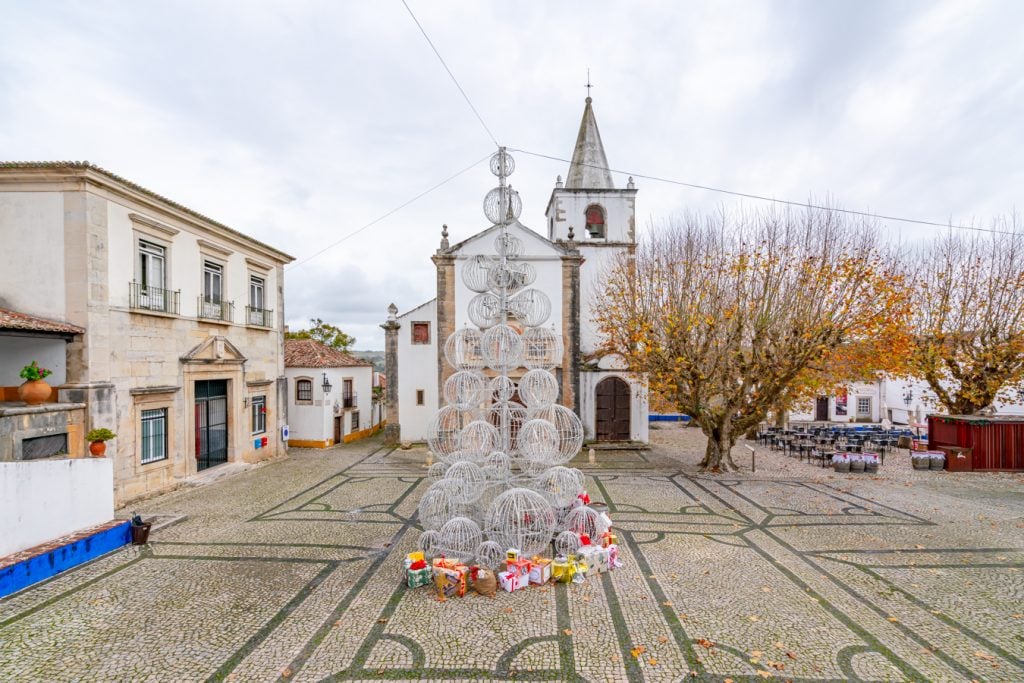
[565,97,614,190]
[443,220,568,256]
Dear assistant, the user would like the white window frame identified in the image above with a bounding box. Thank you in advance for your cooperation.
[251,395,266,435]
[249,275,265,311]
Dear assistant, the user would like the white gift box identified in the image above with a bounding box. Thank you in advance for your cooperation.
[499,570,526,592]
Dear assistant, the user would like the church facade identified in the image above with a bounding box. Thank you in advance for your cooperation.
[384,98,648,445]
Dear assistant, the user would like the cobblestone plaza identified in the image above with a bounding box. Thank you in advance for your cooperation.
[1,425,1022,682]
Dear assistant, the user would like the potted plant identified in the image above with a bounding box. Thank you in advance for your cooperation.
[17,360,53,405]
[86,427,116,457]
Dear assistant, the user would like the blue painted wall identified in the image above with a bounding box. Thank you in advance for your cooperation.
[0,521,131,598]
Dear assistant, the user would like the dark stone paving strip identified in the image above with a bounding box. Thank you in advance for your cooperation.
[207,561,339,682]
[599,569,646,682]
[553,581,583,681]
[154,541,381,551]
[0,551,145,628]
[683,477,931,681]
[279,523,412,681]
[702,478,980,681]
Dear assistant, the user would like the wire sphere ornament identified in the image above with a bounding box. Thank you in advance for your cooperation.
[418,480,465,530]
[444,328,486,370]
[443,370,487,410]
[554,530,582,556]
[427,461,449,483]
[438,516,483,562]
[489,375,517,403]
[509,289,552,328]
[494,233,524,259]
[487,400,527,455]
[418,529,442,557]
[489,149,515,177]
[462,255,495,293]
[467,293,503,329]
[518,369,560,408]
[427,406,478,460]
[474,540,505,570]
[484,450,512,480]
[483,186,522,224]
[521,327,563,371]
[518,418,560,463]
[485,487,557,558]
[444,460,487,504]
[564,505,600,540]
[526,404,584,464]
[536,466,586,508]
[459,420,499,458]
[481,324,524,372]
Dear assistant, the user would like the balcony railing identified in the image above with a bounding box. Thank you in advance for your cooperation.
[130,282,180,314]
[343,392,358,409]
[246,306,274,327]
[197,297,233,323]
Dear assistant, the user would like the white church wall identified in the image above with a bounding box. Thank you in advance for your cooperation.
[577,246,623,356]
[547,190,636,243]
[396,299,438,442]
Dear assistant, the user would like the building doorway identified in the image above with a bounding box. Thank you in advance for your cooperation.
[334,416,343,444]
[195,380,228,470]
[815,397,829,422]
[596,377,631,441]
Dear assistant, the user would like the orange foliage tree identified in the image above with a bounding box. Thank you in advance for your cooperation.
[908,219,1024,414]
[594,208,910,471]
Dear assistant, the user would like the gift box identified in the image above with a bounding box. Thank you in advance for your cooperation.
[499,570,526,592]
[528,557,552,585]
[580,546,610,573]
[552,555,574,583]
[407,551,425,564]
[433,557,463,571]
[506,557,532,580]
[600,532,618,548]
[572,556,588,582]
[506,548,520,563]
[406,565,432,588]
[434,565,467,599]
[607,544,622,569]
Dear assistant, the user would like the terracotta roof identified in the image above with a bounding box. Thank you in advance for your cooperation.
[0,308,84,335]
[0,161,294,263]
[284,338,372,368]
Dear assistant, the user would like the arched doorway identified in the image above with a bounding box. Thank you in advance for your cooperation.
[596,376,631,441]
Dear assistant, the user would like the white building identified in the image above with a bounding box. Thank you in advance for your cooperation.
[385,97,648,444]
[283,338,382,447]
[0,162,293,504]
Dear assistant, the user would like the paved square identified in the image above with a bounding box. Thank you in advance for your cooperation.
[1,425,1022,681]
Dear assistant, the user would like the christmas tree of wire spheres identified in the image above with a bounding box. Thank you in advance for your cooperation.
[418,148,589,563]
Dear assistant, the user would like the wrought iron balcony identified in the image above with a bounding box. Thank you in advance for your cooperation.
[129,282,180,314]
[343,392,358,409]
[245,306,274,328]
[197,297,233,323]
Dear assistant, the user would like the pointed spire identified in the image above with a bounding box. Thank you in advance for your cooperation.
[565,97,614,190]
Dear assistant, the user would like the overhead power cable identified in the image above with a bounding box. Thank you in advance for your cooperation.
[286,152,492,272]
[401,0,500,148]
[510,147,1016,236]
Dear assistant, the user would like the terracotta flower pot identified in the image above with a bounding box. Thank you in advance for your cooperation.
[89,440,107,457]
[17,379,52,405]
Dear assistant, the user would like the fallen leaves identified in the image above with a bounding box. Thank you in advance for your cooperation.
[748,615,760,622]
[630,645,647,659]
[786,651,797,660]
[648,657,658,666]
[280,668,292,678]
[658,636,669,644]
[696,638,716,649]
[563,629,573,636]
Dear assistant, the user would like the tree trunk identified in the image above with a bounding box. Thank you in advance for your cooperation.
[700,426,739,472]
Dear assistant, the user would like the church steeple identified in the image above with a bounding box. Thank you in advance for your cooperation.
[565,97,614,190]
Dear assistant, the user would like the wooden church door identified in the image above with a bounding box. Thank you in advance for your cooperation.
[596,377,631,441]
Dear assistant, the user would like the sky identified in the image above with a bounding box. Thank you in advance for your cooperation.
[2,0,1022,348]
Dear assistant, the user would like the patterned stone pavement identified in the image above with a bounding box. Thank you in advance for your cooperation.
[1,425,1022,682]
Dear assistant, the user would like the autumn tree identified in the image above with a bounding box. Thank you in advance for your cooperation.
[286,318,356,351]
[907,218,1024,414]
[594,207,909,472]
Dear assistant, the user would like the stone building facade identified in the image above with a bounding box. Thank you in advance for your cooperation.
[0,162,293,504]
[385,98,648,444]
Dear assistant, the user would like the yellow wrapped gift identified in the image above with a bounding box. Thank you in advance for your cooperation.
[552,555,574,583]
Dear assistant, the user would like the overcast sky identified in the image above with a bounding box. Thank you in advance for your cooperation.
[2,1,1022,348]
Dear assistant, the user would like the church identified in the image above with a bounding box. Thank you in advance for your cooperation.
[382,97,648,446]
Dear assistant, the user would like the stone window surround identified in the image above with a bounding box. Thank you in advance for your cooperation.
[131,386,179,470]
[411,321,430,345]
[295,376,314,405]
[132,229,174,294]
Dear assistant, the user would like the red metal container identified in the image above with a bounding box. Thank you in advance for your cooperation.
[928,415,1024,471]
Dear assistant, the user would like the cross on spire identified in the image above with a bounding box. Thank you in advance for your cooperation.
[585,69,593,101]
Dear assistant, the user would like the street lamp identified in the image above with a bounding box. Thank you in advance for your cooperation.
[902,387,913,409]
[322,372,333,394]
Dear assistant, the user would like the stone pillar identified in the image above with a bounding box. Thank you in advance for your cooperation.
[381,304,401,445]
[560,245,583,415]
[432,250,457,400]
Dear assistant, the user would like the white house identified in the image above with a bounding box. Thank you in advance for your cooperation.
[0,162,293,504]
[384,97,648,444]
[284,338,382,447]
